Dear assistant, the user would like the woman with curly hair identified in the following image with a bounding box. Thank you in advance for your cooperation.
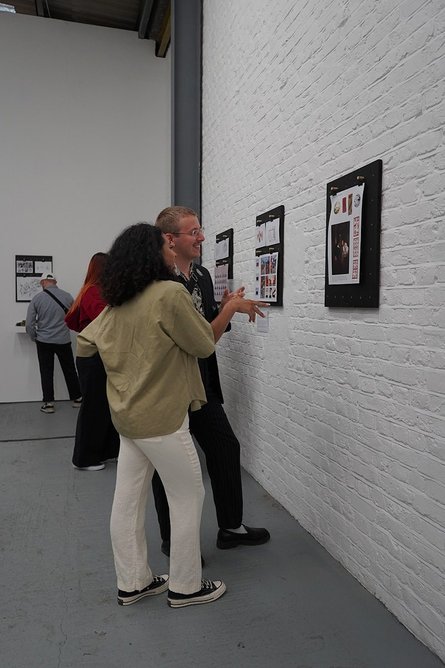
[66,252,120,470]
[76,223,226,608]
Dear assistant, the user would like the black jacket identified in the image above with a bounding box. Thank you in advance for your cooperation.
[178,264,228,404]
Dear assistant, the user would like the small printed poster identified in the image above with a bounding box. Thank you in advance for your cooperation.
[214,263,229,302]
[255,251,279,302]
[15,254,53,302]
[255,223,266,249]
[327,184,364,285]
[256,308,269,333]
[215,237,229,260]
[266,217,280,245]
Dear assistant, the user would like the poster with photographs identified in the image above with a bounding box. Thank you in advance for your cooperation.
[255,252,279,302]
[327,184,364,285]
[255,205,284,306]
[16,255,53,302]
[255,217,280,249]
[214,263,230,302]
[325,160,382,308]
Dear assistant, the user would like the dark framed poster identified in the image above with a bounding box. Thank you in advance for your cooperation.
[15,255,53,302]
[255,205,284,306]
[214,228,234,302]
[325,160,382,308]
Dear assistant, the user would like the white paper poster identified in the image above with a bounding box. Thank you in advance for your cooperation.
[35,260,53,275]
[256,308,269,333]
[266,218,280,245]
[255,223,266,249]
[327,183,364,285]
[16,276,43,301]
[215,237,229,260]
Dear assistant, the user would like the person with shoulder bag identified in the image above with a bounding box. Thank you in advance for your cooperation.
[26,272,81,413]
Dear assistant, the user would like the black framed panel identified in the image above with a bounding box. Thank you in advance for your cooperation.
[15,254,53,302]
[325,160,382,308]
[214,228,234,302]
[215,228,233,277]
[255,205,285,307]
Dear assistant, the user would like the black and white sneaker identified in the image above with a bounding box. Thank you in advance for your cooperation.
[117,575,169,606]
[167,579,226,608]
[40,402,55,414]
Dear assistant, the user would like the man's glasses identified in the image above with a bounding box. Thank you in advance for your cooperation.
[173,227,204,237]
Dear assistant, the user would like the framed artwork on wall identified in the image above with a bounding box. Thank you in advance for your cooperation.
[255,205,285,306]
[324,160,382,308]
[15,255,53,302]
[214,228,234,302]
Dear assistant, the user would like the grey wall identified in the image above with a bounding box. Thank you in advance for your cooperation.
[0,13,171,402]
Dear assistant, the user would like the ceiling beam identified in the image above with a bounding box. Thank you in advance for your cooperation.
[138,0,154,39]
[156,3,170,58]
[34,0,45,16]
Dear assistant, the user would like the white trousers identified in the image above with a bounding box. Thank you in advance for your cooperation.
[110,416,204,594]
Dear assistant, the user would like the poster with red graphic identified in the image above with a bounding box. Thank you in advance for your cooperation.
[327,184,364,285]
[255,252,279,302]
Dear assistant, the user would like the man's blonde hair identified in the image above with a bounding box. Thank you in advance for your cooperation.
[155,206,198,234]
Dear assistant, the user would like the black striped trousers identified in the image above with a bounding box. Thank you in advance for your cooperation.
[152,395,243,539]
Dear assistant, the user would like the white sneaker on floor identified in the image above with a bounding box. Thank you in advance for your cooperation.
[72,463,105,471]
[40,403,55,414]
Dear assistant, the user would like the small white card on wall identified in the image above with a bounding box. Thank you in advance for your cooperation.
[256,309,269,333]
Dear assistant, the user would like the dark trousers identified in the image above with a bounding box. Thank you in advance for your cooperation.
[72,354,120,467]
[152,395,243,540]
[36,340,81,402]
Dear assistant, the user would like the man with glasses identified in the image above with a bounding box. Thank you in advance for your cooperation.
[153,206,270,556]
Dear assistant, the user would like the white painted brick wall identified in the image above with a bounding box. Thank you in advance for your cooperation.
[202,0,445,660]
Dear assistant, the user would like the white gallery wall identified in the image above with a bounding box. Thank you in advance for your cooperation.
[202,0,445,661]
[0,13,170,403]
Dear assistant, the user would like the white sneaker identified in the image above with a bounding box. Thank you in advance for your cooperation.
[73,463,105,471]
[40,403,55,414]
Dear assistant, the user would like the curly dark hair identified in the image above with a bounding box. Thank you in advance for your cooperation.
[101,223,175,306]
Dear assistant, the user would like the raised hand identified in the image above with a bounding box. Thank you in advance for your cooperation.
[212,290,269,341]
[220,286,246,310]
[229,296,269,322]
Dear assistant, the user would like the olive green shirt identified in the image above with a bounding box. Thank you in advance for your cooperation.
[76,280,215,439]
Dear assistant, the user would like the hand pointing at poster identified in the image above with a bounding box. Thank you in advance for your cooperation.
[219,286,245,310]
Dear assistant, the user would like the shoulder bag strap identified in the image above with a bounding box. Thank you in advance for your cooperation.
[43,288,69,314]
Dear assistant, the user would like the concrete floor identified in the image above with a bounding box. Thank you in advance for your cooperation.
[1,401,443,668]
